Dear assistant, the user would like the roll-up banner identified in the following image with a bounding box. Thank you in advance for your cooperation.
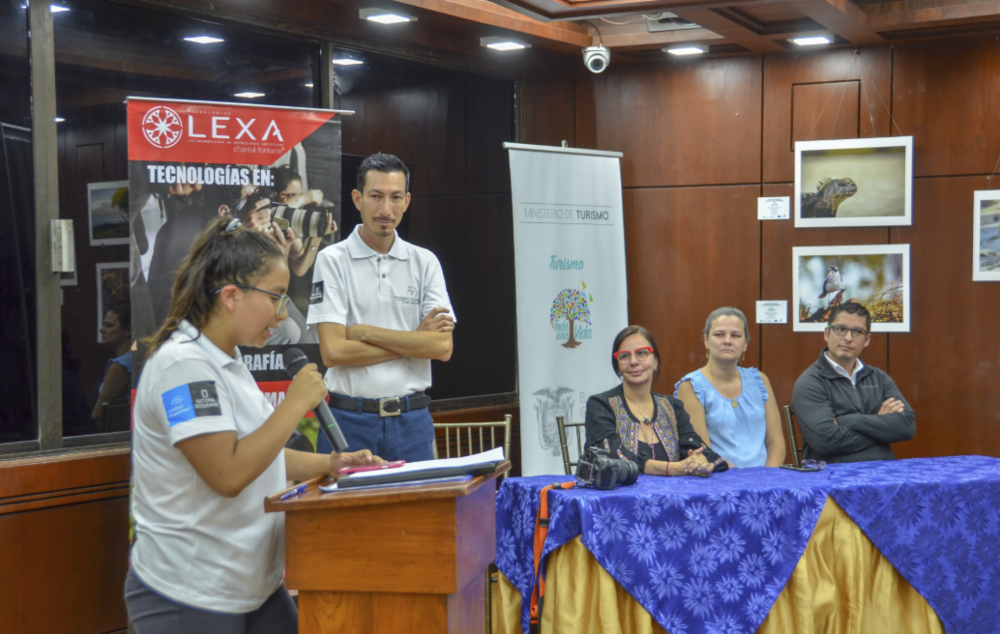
[505,143,629,476]
[127,98,351,404]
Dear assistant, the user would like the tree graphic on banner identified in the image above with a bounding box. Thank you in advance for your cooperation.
[550,288,591,349]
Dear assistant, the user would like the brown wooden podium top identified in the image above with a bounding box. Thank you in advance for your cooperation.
[264,461,510,513]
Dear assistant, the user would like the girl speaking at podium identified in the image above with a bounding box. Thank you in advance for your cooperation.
[126,216,380,634]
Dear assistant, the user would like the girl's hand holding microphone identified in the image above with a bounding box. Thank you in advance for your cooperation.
[283,362,383,475]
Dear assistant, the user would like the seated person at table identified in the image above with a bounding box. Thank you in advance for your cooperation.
[585,325,728,477]
[675,307,785,468]
[790,303,915,463]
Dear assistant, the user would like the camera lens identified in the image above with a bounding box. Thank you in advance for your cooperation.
[590,57,605,72]
[270,202,331,239]
[614,458,639,487]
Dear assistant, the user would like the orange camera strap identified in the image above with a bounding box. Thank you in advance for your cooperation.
[528,481,576,632]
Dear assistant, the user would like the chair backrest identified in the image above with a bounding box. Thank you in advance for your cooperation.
[97,395,131,434]
[433,415,512,478]
[556,415,586,476]
[783,405,804,467]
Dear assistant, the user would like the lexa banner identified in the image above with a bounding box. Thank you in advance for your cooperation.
[127,97,350,398]
[505,143,629,476]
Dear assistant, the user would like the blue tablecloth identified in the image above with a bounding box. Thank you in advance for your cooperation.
[496,456,1000,634]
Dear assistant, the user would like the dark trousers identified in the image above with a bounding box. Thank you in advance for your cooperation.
[315,396,434,462]
[125,570,297,634]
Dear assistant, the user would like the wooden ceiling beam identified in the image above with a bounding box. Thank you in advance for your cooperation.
[864,0,1000,30]
[598,26,725,48]
[671,7,788,51]
[789,0,885,43]
[391,0,592,46]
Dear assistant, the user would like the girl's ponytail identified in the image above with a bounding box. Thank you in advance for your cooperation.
[144,216,283,354]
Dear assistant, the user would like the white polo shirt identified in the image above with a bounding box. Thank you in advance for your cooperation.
[306,226,455,399]
[131,320,285,614]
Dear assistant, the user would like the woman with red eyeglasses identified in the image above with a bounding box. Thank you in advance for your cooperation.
[584,325,728,477]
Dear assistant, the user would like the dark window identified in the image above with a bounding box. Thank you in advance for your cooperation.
[53,0,318,437]
[0,1,37,444]
[334,51,517,402]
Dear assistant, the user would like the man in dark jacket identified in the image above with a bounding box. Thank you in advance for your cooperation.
[791,303,915,463]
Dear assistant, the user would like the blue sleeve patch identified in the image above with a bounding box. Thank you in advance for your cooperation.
[161,381,222,427]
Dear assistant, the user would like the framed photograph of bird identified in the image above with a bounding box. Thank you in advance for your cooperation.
[973,190,1000,281]
[792,245,910,332]
[794,136,913,228]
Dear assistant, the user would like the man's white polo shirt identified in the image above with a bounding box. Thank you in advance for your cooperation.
[131,320,285,613]
[306,226,455,399]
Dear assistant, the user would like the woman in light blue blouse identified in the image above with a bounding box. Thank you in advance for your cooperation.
[674,307,785,468]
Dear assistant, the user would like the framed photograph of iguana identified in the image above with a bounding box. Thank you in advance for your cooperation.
[792,244,910,333]
[794,136,913,228]
[973,190,1000,281]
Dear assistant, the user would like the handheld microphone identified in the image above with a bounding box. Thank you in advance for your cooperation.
[282,348,349,453]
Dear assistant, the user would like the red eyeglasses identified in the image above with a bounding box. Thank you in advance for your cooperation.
[614,347,654,363]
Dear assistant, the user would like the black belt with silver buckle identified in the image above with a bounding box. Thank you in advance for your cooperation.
[327,392,431,417]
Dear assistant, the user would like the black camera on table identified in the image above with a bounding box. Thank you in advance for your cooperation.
[575,447,640,490]
[269,201,334,239]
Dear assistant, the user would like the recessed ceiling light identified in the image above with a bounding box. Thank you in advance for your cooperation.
[359,8,415,24]
[480,37,530,51]
[234,92,265,99]
[332,58,364,66]
[54,117,65,122]
[304,83,314,88]
[49,5,70,12]
[791,36,831,46]
[665,45,707,56]
[184,36,224,44]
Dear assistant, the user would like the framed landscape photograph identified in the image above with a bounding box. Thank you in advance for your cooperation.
[795,136,913,228]
[88,180,129,246]
[973,190,1000,281]
[793,244,910,333]
[96,262,130,342]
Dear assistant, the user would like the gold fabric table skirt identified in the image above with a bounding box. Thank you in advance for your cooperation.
[496,497,945,634]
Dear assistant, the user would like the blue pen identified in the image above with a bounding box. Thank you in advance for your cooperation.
[279,483,309,501]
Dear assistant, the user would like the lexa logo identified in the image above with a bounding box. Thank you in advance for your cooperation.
[141,106,286,148]
[142,106,183,149]
[187,115,284,142]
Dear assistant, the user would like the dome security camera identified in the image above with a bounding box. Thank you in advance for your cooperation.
[583,45,610,74]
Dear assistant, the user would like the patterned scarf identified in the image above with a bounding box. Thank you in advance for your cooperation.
[607,392,681,461]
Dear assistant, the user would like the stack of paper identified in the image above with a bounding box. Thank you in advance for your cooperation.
[322,447,505,492]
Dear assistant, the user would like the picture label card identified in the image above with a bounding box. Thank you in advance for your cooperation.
[756,300,788,324]
[758,196,790,220]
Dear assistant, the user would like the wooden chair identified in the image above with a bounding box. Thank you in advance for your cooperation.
[783,405,805,467]
[432,414,512,475]
[432,415,512,634]
[556,415,586,476]
[97,395,131,434]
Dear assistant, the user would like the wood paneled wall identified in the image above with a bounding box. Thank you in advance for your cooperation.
[1,448,131,633]
[523,39,1000,460]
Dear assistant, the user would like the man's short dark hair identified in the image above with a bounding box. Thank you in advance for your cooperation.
[357,153,410,193]
[828,302,871,332]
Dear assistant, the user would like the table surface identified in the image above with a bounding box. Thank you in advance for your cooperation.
[496,456,1000,634]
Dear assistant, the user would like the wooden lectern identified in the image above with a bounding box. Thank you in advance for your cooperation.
[265,462,509,634]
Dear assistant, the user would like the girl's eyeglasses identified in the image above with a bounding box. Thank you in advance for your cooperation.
[216,284,290,318]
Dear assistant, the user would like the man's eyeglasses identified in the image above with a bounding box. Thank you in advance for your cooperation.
[217,283,290,318]
[828,325,869,339]
[614,347,655,363]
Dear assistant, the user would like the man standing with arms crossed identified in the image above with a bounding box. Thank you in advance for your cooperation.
[307,154,454,461]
